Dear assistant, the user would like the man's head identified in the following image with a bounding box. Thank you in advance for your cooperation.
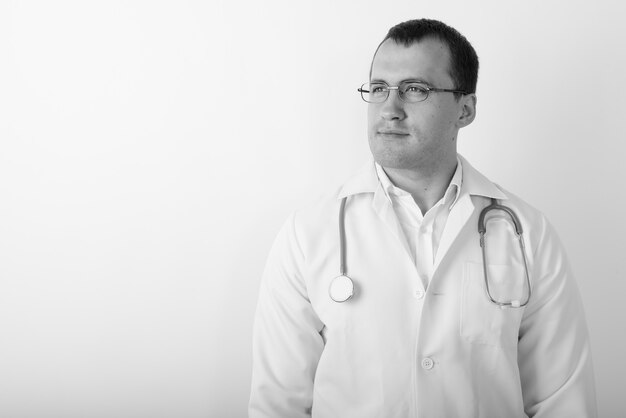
[366,19,478,172]
[370,19,479,98]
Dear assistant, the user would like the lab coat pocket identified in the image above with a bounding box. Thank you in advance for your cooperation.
[461,262,524,348]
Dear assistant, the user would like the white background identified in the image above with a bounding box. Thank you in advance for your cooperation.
[1,1,625,417]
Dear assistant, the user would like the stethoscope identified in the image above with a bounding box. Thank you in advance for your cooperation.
[328,197,532,308]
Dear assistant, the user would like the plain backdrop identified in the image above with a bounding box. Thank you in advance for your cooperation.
[1,0,625,417]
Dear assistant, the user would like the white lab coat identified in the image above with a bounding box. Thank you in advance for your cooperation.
[249,155,597,418]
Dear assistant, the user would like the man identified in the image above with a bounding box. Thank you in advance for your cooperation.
[249,19,597,417]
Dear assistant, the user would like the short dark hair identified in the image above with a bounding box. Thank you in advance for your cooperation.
[371,19,479,96]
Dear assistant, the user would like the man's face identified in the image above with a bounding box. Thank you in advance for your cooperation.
[368,38,472,171]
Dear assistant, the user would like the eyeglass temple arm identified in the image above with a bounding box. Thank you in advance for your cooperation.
[430,87,470,94]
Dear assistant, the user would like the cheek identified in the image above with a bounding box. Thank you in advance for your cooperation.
[434,102,462,127]
[367,106,378,126]
[413,108,456,136]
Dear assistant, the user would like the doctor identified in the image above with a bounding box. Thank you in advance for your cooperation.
[249,19,597,417]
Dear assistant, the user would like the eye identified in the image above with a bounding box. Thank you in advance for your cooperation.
[370,84,387,94]
[404,83,428,94]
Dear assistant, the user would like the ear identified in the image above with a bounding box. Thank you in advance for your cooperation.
[457,94,477,128]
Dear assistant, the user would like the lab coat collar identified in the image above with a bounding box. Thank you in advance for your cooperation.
[337,160,379,199]
[337,154,508,202]
[456,154,508,202]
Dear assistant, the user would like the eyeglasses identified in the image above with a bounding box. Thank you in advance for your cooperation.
[358,81,469,103]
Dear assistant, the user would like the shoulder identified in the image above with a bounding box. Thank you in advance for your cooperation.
[290,185,348,245]
[291,161,378,232]
[484,182,566,276]
[461,157,554,258]
[493,184,547,226]
[460,155,549,232]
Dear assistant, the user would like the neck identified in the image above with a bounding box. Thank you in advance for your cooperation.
[382,155,457,215]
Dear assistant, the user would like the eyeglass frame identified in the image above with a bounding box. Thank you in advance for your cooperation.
[357,80,470,103]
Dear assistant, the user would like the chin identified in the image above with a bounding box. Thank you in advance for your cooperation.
[373,154,415,170]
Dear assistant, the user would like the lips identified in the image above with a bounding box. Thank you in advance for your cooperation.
[378,130,409,135]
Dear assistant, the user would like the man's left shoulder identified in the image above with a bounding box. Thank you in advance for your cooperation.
[461,156,546,222]
[486,182,554,244]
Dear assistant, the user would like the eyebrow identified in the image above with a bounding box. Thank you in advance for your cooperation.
[370,78,433,86]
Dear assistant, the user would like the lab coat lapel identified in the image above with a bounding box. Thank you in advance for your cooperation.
[432,155,509,273]
[371,184,413,261]
[433,194,474,273]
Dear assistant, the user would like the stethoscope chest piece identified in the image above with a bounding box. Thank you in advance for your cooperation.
[329,275,354,303]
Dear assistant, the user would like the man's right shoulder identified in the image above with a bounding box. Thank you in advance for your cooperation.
[292,160,377,226]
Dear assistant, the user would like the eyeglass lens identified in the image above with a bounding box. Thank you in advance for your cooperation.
[360,82,430,103]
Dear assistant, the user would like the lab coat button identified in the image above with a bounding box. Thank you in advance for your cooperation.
[414,289,425,299]
[421,357,434,370]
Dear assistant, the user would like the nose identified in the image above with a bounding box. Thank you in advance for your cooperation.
[379,89,406,121]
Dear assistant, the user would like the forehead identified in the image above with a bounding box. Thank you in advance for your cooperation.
[371,38,453,87]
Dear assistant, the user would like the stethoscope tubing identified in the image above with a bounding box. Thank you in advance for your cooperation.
[332,196,532,308]
[339,196,348,277]
[478,198,532,308]
[328,197,354,303]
